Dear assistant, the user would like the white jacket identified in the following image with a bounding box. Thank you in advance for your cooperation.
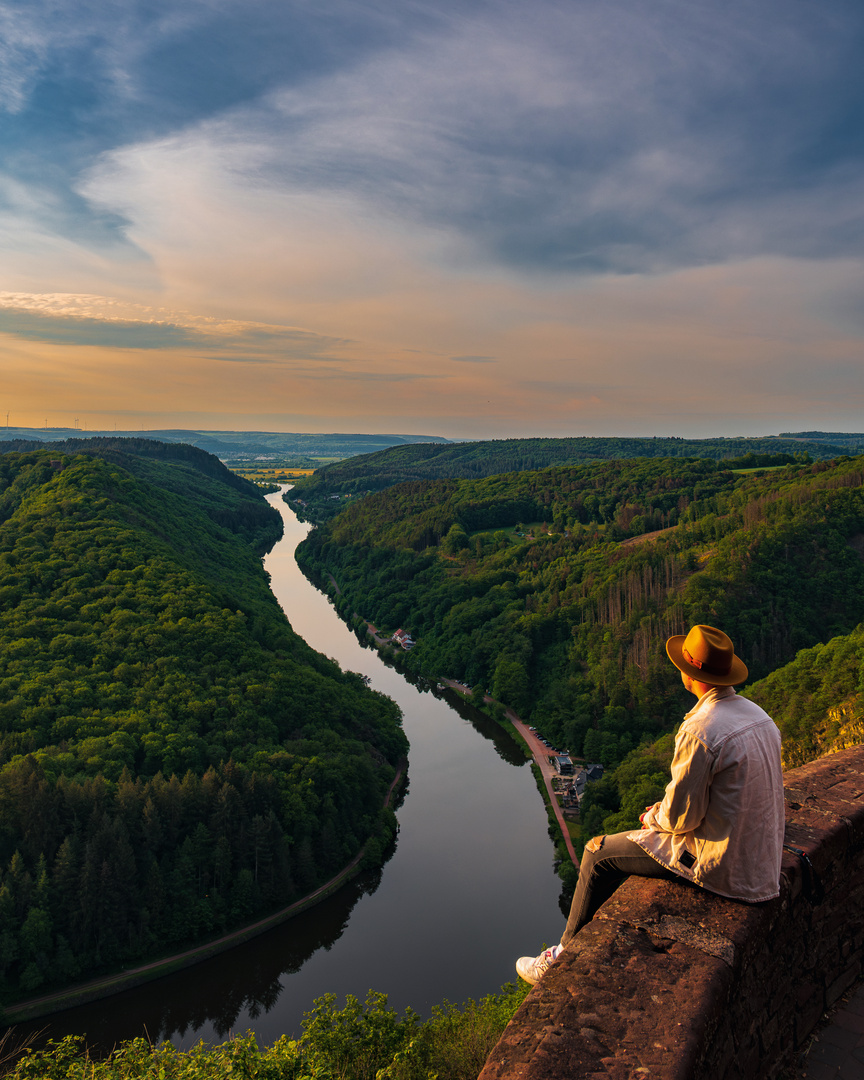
[628,686,784,902]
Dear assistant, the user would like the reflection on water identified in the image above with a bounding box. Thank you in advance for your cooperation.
[7,491,564,1053]
[12,841,401,1053]
[352,641,528,769]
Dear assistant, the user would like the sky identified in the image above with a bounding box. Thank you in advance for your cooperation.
[1,0,863,440]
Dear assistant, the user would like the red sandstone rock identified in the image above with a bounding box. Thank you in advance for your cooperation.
[479,746,864,1080]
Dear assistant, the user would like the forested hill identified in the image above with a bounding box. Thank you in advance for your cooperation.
[0,436,279,546]
[285,433,862,523]
[0,446,406,1003]
[744,622,864,769]
[296,454,864,856]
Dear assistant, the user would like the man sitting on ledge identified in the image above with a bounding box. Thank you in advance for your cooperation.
[517,624,785,984]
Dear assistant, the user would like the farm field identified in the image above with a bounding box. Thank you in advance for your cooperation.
[230,463,319,483]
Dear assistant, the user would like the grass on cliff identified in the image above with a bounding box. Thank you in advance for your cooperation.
[3,982,529,1079]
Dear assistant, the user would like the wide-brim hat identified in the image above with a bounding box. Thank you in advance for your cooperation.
[666,624,748,686]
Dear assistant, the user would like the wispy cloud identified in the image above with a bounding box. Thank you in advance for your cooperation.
[291,368,437,383]
[0,292,357,358]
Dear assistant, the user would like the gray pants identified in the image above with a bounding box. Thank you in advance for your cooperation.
[561,831,676,947]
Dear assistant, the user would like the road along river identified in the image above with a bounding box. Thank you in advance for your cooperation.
[8,490,564,1052]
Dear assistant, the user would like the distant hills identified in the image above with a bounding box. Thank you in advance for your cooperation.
[0,428,450,462]
[5,429,864,471]
[780,431,864,447]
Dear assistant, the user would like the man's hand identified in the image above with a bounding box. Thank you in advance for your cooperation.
[585,835,605,853]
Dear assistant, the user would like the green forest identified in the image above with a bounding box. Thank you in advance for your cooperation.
[0,444,406,1003]
[296,453,864,859]
[285,431,864,522]
[4,438,864,1076]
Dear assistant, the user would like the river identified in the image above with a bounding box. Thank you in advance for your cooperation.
[12,490,564,1051]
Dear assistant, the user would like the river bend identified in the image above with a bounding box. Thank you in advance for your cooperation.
[13,491,563,1051]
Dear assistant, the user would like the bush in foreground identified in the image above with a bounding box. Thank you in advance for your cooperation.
[4,982,529,1079]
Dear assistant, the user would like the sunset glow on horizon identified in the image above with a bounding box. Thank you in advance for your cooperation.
[1,0,863,440]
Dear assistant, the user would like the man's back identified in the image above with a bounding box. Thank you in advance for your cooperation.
[633,686,784,901]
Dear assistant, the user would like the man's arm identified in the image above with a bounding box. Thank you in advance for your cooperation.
[639,730,714,835]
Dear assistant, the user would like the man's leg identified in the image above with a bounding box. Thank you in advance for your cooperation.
[560,832,674,947]
[516,832,676,984]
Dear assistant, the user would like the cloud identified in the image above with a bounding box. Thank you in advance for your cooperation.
[290,368,436,383]
[206,356,273,365]
[0,292,358,358]
[5,0,864,276]
[233,0,864,274]
[451,355,496,363]
[0,0,403,253]
[0,307,201,349]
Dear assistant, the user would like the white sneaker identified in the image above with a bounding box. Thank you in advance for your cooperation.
[515,945,559,985]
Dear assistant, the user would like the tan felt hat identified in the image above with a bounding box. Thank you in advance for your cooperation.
[666,624,748,686]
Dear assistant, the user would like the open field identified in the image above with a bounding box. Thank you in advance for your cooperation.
[230,464,317,483]
[731,465,789,474]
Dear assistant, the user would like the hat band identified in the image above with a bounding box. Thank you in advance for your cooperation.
[683,645,731,677]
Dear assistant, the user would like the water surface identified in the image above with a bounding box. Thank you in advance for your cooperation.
[12,491,564,1050]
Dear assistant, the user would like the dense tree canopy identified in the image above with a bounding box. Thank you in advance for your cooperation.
[297,454,864,850]
[744,623,864,768]
[0,447,406,1002]
[281,434,856,522]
